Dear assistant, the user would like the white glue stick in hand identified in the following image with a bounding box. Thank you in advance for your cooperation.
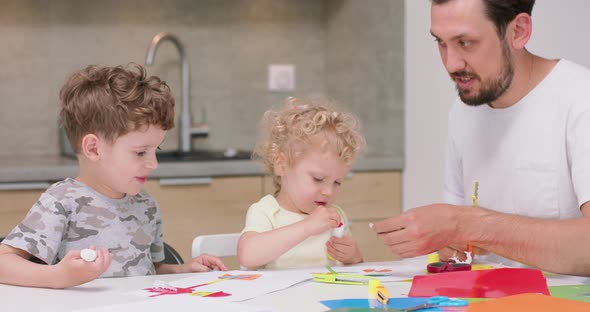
[328,221,345,261]
[80,248,97,262]
[332,222,345,238]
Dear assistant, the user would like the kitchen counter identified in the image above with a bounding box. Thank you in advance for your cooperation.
[0,154,403,183]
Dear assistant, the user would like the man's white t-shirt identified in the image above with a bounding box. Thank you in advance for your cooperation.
[443,59,590,266]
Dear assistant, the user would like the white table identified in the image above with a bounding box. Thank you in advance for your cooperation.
[2,257,589,312]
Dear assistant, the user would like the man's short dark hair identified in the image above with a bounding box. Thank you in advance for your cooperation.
[432,0,536,38]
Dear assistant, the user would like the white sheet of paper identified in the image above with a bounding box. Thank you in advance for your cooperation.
[170,270,311,302]
[73,295,271,312]
[327,263,426,282]
[128,270,312,302]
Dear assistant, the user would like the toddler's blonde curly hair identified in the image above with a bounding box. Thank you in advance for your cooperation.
[253,97,366,194]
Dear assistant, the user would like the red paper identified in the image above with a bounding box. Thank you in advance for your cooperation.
[409,268,549,298]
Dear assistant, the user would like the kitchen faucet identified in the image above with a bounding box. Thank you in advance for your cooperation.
[145,32,209,153]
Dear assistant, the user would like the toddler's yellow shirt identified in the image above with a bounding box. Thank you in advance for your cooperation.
[241,195,350,270]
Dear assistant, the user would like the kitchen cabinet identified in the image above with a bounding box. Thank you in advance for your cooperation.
[0,171,401,268]
[144,176,263,268]
[337,171,402,261]
[263,171,402,262]
[148,171,400,268]
[0,177,261,269]
[0,185,49,238]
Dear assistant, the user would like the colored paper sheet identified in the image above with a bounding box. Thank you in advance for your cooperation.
[326,263,430,282]
[549,284,590,302]
[326,309,405,312]
[320,297,431,310]
[466,293,590,312]
[128,270,310,302]
[409,268,549,298]
[74,295,269,312]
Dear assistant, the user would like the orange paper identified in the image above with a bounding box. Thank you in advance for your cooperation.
[467,293,590,312]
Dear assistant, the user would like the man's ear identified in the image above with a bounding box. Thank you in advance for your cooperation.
[508,12,532,50]
[80,134,101,161]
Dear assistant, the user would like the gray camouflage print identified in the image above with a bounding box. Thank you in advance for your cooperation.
[3,178,165,277]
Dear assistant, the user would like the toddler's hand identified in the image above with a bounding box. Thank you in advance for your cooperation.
[54,247,111,288]
[189,254,228,272]
[305,206,341,236]
[326,236,363,264]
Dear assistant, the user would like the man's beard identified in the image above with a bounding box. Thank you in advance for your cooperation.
[454,40,514,106]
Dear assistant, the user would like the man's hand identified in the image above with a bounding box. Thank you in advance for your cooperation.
[371,204,469,258]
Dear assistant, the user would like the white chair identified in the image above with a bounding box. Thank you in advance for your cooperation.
[191,233,241,258]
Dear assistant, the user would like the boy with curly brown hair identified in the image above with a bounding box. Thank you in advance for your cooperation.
[0,64,226,289]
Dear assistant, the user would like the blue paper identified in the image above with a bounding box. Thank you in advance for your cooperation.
[320,297,432,309]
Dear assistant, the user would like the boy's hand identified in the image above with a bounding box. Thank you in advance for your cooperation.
[54,247,112,288]
[189,254,227,272]
[305,206,342,236]
[326,235,363,264]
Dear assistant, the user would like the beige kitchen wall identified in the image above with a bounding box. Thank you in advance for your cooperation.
[0,0,403,160]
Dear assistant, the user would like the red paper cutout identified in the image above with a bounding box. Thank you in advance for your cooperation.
[143,274,262,298]
[145,284,207,297]
[191,291,231,297]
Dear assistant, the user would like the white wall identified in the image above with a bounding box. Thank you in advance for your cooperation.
[403,0,590,210]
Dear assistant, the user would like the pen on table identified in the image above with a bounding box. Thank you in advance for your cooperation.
[468,180,478,255]
[376,286,389,305]
[369,280,389,306]
[427,252,440,264]
[313,273,372,285]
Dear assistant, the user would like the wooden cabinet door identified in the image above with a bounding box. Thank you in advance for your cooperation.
[351,220,400,262]
[1,173,399,266]
[144,176,262,265]
[0,187,48,237]
[336,171,401,220]
[336,171,402,261]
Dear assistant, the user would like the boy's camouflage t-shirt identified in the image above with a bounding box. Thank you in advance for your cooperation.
[3,178,165,277]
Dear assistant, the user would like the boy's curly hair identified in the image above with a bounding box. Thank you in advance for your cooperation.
[253,97,366,194]
[59,63,175,153]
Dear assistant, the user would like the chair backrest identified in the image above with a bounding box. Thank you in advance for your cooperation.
[2,236,185,265]
[192,233,240,258]
[163,241,184,265]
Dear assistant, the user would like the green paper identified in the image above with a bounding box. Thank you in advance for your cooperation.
[549,284,590,302]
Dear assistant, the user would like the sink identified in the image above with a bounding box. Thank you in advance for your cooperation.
[156,149,252,162]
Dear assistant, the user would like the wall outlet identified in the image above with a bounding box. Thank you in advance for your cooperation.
[268,64,295,92]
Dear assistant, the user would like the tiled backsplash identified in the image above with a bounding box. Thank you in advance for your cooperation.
[0,0,403,161]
